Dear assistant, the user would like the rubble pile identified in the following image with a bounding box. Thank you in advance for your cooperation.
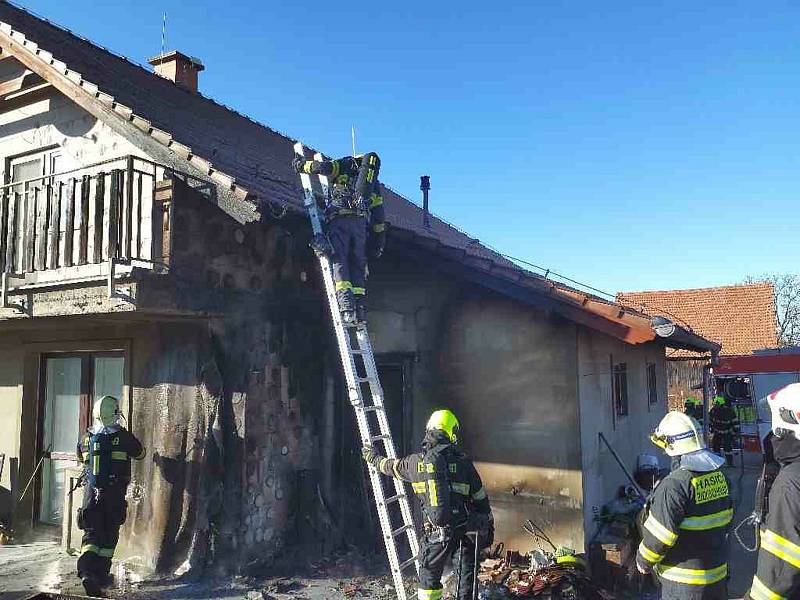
[476,549,611,600]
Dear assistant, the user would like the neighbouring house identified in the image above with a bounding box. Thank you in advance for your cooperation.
[618,283,778,410]
[0,2,719,577]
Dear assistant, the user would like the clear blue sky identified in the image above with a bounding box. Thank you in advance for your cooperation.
[21,0,800,294]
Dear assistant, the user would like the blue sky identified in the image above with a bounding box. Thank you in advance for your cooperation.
[22,1,800,294]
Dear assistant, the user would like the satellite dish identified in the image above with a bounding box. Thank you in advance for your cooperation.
[652,316,676,338]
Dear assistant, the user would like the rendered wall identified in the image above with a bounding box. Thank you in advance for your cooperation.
[577,329,668,544]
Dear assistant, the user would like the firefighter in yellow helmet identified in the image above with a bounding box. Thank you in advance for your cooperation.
[75,396,144,596]
[636,411,732,599]
[709,395,739,466]
[683,396,704,423]
[362,409,493,600]
[746,383,800,600]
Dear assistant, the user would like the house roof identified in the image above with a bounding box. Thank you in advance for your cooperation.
[0,1,720,354]
[618,284,777,356]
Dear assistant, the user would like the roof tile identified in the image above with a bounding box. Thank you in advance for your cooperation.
[618,284,777,356]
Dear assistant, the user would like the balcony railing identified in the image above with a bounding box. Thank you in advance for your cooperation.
[0,156,170,286]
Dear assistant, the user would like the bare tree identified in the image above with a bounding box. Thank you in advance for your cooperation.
[745,273,800,346]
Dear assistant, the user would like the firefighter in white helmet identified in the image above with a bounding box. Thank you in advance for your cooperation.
[746,383,800,600]
[636,411,732,599]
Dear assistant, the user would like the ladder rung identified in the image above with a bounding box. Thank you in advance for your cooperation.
[399,555,418,571]
[382,493,404,505]
[363,405,384,413]
[370,434,391,443]
[392,524,414,538]
[355,376,374,384]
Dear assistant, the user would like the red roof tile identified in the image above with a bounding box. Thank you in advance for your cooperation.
[617,284,777,356]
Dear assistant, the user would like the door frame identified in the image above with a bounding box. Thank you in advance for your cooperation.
[375,352,415,454]
[16,338,130,530]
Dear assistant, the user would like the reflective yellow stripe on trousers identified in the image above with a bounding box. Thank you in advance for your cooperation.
[656,563,727,585]
[418,589,442,600]
[749,576,787,600]
[762,529,800,569]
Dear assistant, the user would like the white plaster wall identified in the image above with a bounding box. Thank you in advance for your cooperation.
[0,346,23,489]
[577,329,669,545]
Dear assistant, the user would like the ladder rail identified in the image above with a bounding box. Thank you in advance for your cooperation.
[293,143,419,599]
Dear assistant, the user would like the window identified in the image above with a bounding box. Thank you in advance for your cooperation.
[647,363,658,406]
[613,362,629,417]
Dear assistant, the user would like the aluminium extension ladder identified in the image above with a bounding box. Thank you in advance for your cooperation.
[293,142,420,600]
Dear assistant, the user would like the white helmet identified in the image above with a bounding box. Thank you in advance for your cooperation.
[93,395,121,428]
[650,411,705,456]
[767,383,800,439]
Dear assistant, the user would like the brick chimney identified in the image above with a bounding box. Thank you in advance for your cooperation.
[148,51,204,92]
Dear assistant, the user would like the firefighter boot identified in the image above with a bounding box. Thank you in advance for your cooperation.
[82,576,104,598]
[355,297,367,324]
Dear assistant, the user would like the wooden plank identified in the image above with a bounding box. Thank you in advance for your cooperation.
[107,170,119,261]
[135,172,142,259]
[24,186,36,273]
[47,182,60,270]
[0,189,7,273]
[124,156,133,259]
[34,184,47,271]
[5,191,17,273]
[63,179,75,267]
[92,173,104,263]
[77,175,90,265]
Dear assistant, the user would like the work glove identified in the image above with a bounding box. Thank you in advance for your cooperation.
[291,157,306,173]
[362,445,381,467]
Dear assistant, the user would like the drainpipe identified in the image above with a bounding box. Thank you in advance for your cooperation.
[420,176,430,228]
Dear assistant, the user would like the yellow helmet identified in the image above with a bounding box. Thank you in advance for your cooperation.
[93,395,120,427]
[650,411,705,456]
[426,409,460,443]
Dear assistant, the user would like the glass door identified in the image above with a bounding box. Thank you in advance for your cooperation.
[39,357,82,525]
[38,353,125,525]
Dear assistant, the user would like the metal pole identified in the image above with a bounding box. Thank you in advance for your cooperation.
[420,176,430,228]
[471,532,479,600]
[598,432,646,500]
[702,364,714,446]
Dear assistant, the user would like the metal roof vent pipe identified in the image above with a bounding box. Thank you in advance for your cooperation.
[420,175,430,228]
[148,51,205,92]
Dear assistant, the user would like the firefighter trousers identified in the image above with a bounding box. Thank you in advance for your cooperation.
[76,485,128,581]
[327,216,367,312]
[418,532,476,600]
[660,579,728,600]
[712,433,735,463]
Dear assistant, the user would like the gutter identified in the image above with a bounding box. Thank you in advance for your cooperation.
[651,316,721,359]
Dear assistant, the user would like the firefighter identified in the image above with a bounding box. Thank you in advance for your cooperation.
[636,411,732,600]
[361,409,493,600]
[684,396,704,423]
[76,395,145,596]
[746,383,800,600]
[709,395,739,466]
[292,152,386,325]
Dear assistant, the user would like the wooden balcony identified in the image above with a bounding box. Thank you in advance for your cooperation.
[0,155,172,308]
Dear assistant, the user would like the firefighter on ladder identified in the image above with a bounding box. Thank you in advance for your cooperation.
[76,395,145,596]
[636,411,732,599]
[746,383,800,600]
[709,395,739,466]
[362,409,494,600]
[292,152,386,325]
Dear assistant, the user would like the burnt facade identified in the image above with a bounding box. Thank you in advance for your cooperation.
[0,3,719,579]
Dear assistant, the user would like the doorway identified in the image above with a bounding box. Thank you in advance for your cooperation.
[38,353,124,525]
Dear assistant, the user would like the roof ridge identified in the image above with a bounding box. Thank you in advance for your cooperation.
[619,282,774,296]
